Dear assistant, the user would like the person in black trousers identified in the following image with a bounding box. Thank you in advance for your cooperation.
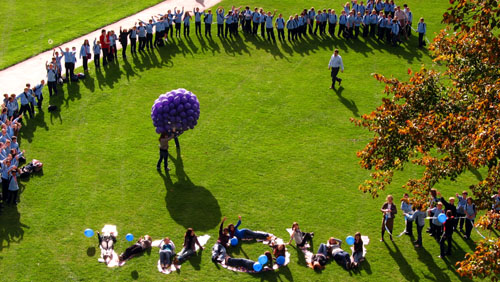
[119,235,152,262]
[129,26,137,55]
[439,211,454,259]
[204,10,213,37]
[119,27,130,59]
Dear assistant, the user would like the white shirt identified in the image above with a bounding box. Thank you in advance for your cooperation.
[328,54,344,71]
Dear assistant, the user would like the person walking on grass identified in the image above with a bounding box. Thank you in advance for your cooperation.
[328,49,344,90]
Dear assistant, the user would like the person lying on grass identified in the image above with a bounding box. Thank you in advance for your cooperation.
[97,231,117,265]
[228,215,272,241]
[327,237,352,270]
[119,235,152,262]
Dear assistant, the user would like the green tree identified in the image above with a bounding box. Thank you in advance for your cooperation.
[353,0,500,279]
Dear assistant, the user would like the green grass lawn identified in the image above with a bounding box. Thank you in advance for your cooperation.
[0,0,164,70]
[0,0,487,281]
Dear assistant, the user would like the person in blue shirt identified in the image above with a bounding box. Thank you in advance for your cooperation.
[216,7,225,37]
[204,10,213,37]
[25,84,36,116]
[153,16,165,47]
[183,11,191,37]
[338,10,348,38]
[231,8,240,35]
[354,12,362,38]
[7,167,19,205]
[307,7,316,35]
[259,8,266,37]
[17,88,32,119]
[173,7,184,38]
[385,15,393,42]
[275,14,285,42]
[59,46,76,80]
[286,15,296,41]
[136,22,147,52]
[139,18,155,49]
[52,49,63,79]
[390,0,395,17]
[417,17,426,48]
[165,10,174,39]
[251,8,260,35]
[321,9,328,35]
[346,10,356,39]
[328,49,344,90]
[328,9,337,37]
[400,194,413,236]
[108,31,117,61]
[405,6,413,36]
[376,0,384,13]
[362,10,371,37]
[369,10,378,37]
[243,6,252,33]
[265,10,277,43]
[45,62,58,96]
[32,80,44,110]
[377,12,386,40]
[128,25,138,54]
[358,1,366,15]
[405,204,426,247]
[384,0,391,16]
[193,7,204,36]
[93,38,101,68]
[464,197,476,240]
[79,40,91,72]
[224,10,234,38]
[313,10,322,35]
[391,18,400,46]
[298,13,306,39]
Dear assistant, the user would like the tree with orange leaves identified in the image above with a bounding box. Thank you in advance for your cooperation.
[353,0,500,280]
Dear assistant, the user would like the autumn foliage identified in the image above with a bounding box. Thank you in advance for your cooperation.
[352,0,500,279]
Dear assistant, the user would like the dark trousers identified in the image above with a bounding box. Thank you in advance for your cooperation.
[266,28,276,42]
[94,54,100,68]
[184,25,190,37]
[82,57,88,71]
[65,62,75,79]
[224,23,231,38]
[130,39,137,53]
[226,258,255,271]
[260,22,265,37]
[138,37,146,51]
[160,250,174,266]
[296,232,313,247]
[217,24,223,36]
[314,22,319,34]
[102,48,109,65]
[277,28,284,41]
[239,229,269,240]
[288,29,294,41]
[381,217,394,240]
[330,67,341,88]
[111,45,117,60]
[378,25,385,39]
[205,23,212,37]
[415,224,424,246]
[392,33,400,46]
[47,81,57,96]
[457,213,465,230]
[20,104,31,118]
[29,102,35,116]
[354,26,360,38]
[440,233,452,256]
[338,24,345,37]
[175,23,181,37]
[146,33,153,49]
[252,21,258,35]
[36,95,43,109]
[168,25,173,38]
[121,44,127,58]
[157,149,169,169]
[195,22,201,35]
[333,252,351,269]
[1,179,8,202]
[465,218,473,239]
[363,25,369,37]
[155,31,162,46]
[406,219,413,235]
[370,23,376,36]
[329,23,336,36]
[121,244,143,261]
[8,190,18,204]
[386,28,392,41]
[418,32,425,47]
[434,224,443,240]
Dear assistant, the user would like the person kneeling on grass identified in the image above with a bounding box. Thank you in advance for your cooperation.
[119,235,152,262]
[288,222,314,248]
[212,217,230,263]
[176,228,204,264]
[351,232,364,268]
[228,215,272,241]
[159,237,176,270]
[97,231,117,265]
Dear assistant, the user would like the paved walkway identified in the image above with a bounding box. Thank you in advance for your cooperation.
[0,0,221,94]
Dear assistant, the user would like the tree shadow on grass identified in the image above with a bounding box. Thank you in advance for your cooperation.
[0,205,29,252]
[384,241,420,281]
[160,149,221,231]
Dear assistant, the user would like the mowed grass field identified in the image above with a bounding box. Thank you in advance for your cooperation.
[0,0,486,281]
[0,0,164,70]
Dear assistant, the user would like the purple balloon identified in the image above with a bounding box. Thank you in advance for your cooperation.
[184,103,192,109]
[180,111,186,118]
[152,89,200,134]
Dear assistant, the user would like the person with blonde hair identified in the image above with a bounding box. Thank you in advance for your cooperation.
[380,194,397,242]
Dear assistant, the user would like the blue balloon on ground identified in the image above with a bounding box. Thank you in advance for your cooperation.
[126,233,134,242]
[230,237,238,246]
[84,228,94,238]
[253,262,263,272]
[276,256,285,265]
[438,213,447,223]
[258,254,268,265]
[346,236,355,245]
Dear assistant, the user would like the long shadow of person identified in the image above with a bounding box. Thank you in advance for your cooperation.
[335,87,359,117]
[0,205,30,252]
[384,241,420,281]
[161,149,221,231]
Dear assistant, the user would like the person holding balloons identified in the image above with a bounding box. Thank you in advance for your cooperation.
[380,194,397,242]
[157,132,171,172]
[428,202,444,240]
[438,210,454,259]
[405,204,426,248]
[119,235,152,262]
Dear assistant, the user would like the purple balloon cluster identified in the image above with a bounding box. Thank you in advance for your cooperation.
[151,88,200,134]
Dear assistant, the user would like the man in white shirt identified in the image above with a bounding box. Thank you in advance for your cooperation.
[328,49,344,90]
